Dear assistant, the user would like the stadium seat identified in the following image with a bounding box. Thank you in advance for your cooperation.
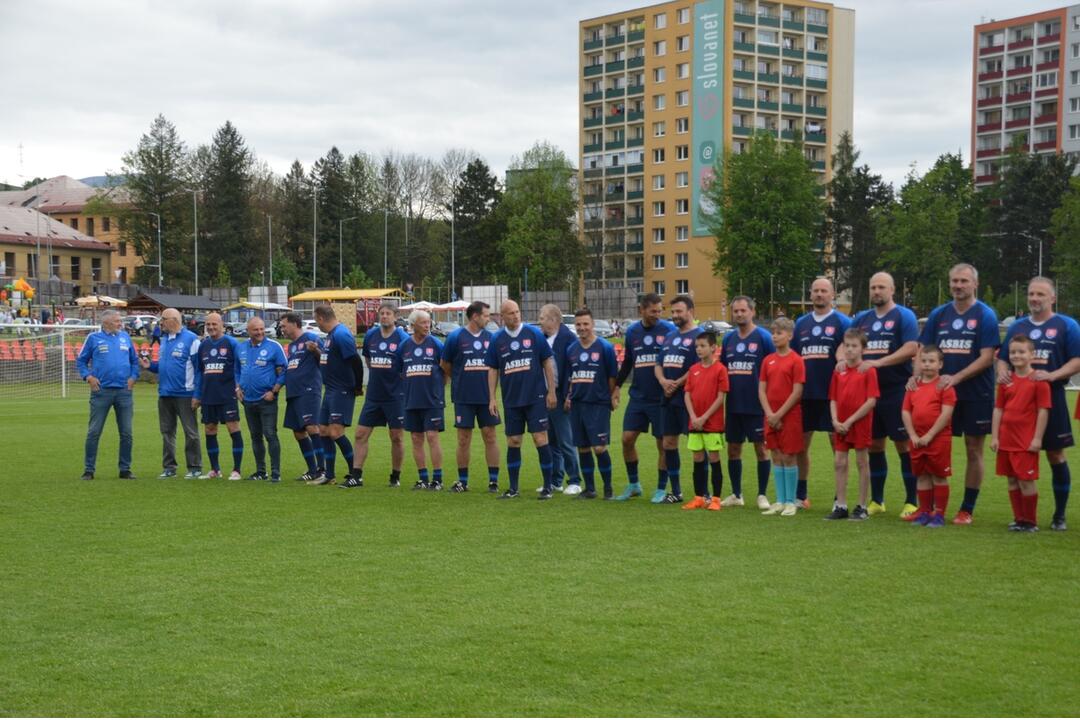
[65,344,78,362]
[0,341,11,361]
[11,342,23,361]
[34,342,45,361]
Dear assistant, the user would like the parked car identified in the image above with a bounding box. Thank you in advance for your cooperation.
[302,319,327,339]
[593,319,615,338]
[433,321,460,338]
[61,318,94,327]
[186,314,207,336]
[225,321,249,338]
[124,314,158,336]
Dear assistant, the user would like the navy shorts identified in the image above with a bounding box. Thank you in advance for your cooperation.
[504,401,549,436]
[623,400,664,437]
[726,409,765,444]
[358,398,405,429]
[1043,385,1075,450]
[454,402,501,429]
[320,389,356,427]
[661,402,690,437]
[801,398,833,433]
[202,399,239,425]
[571,402,612,448]
[872,390,909,441]
[951,394,993,437]
[404,407,445,433]
[283,394,320,430]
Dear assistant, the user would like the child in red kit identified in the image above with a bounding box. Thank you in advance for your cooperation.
[682,331,730,511]
[758,317,805,516]
[901,345,956,528]
[992,334,1051,532]
[826,328,880,521]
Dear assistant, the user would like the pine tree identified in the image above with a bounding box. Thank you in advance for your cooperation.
[202,121,254,286]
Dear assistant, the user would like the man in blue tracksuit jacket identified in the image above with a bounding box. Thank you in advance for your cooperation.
[77,309,141,480]
[537,304,582,492]
[139,308,203,478]
[238,316,287,481]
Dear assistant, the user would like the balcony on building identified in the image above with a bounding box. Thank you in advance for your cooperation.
[733,1,754,25]
[782,7,804,32]
[978,93,1003,107]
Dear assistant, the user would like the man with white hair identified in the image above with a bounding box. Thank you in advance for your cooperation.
[237,316,287,482]
[139,308,203,479]
[537,303,582,494]
[77,309,140,480]
[399,309,447,490]
[485,299,558,499]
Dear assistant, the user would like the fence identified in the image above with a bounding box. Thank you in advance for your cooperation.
[0,324,96,399]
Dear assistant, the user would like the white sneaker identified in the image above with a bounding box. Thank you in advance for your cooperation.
[563,483,582,496]
[761,503,783,516]
[756,494,772,510]
[781,503,797,517]
[228,470,242,481]
[537,484,565,493]
[720,494,744,507]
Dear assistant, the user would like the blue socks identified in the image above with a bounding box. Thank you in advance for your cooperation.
[335,436,354,470]
[899,451,916,505]
[538,444,553,492]
[625,459,639,486]
[309,432,324,472]
[229,430,243,472]
[729,458,743,497]
[796,477,808,501]
[418,467,429,484]
[296,436,317,473]
[596,450,613,493]
[580,450,595,492]
[507,447,522,492]
[869,451,887,504]
[432,468,442,486]
[756,459,771,496]
[1051,461,1071,521]
[488,466,499,486]
[206,434,220,472]
[961,486,980,513]
[322,436,336,479]
[458,467,469,486]
[665,449,681,497]
[772,465,798,504]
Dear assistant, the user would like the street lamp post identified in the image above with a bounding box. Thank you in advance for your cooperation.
[339,216,359,287]
[383,208,389,287]
[267,214,273,286]
[184,189,201,294]
[312,186,318,288]
[133,210,163,287]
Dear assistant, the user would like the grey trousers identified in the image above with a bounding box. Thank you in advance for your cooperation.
[159,395,202,472]
[244,398,281,476]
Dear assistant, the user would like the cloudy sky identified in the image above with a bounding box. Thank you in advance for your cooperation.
[0,0,1056,189]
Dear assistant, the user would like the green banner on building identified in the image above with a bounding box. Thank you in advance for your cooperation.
[692,0,725,236]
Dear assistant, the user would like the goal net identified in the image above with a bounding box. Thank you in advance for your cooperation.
[0,323,96,401]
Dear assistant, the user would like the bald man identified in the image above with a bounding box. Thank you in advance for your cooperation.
[140,308,203,478]
[194,312,245,479]
[485,299,558,499]
[851,272,920,517]
[238,317,287,482]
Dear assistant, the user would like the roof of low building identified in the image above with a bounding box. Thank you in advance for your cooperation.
[0,175,130,214]
[125,292,222,312]
[0,206,113,252]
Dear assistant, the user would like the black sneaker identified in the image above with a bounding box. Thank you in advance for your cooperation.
[339,475,363,488]
[412,481,429,491]
[578,490,598,499]
[603,489,615,500]
[269,475,281,483]
[1008,520,1024,532]
[429,480,443,491]
[450,481,469,493]
[1021,522,1040,533]
[308,473,333,486]
[1051,516,1067,531]
[295,472,315,482]
[497,490,520,499]
[389,477,401,488]
[488,481,500,493]
[247,471,267,481]
[824,506,849,520]
[119,470,136,480]
[662,493,683,504]
[849,505,869,521]
[80,471,94,481]
[538,489,553,500]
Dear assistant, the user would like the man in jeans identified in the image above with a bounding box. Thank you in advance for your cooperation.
[139,308,203,478]
[77,309,140,480]
[538,304,581,493]
[238,316,287,482]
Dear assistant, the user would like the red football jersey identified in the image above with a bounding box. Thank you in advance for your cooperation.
[903,380,957,437]
[830,365,880,425]
[684,360,730,432]
[761,351,806,411]
[996,374,1051,451]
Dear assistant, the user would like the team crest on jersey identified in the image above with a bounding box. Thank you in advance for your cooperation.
[872,321,882,332]
[426,347,435,356]
[952,319,963,330]
[736,343,746,352]
[211,348,218,357]
[1030,329,1042,340]
[644,335,653,345]
[389,343,397,351]
[683,338,693,347]
[473,340,483,350]
[413,348,423,357]
[884,320,895,330]
[220,347,228,356]
[379,342,387,351]
[259,349,267,357]
[749,343,758,352]
[812,325,822,336]
[966,319,978,330]
[1046,328,1058,339]
[591,352,600,361]
[523,338,532,348]
[825,326,835,336]
[579,352,589,362]
[510,341,520,351]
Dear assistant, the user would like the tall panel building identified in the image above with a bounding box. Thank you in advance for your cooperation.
[973,8,1074,188]
[579,0,854,320]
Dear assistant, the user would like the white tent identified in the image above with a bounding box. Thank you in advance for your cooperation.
[75,294,127,307]
[398,300,437,311]
[433,300,469,312]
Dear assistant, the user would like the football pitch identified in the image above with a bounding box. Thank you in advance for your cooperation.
[2,384,1078,716]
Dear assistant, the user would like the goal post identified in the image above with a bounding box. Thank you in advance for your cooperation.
[0,323,97,400]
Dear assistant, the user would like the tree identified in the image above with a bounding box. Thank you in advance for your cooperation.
[825,132,894,309]
[311,146,350,286]
[703,131,824,307]
[498,141,583,290]
[201,121,254,286]
[279,160,312,277]
[213,259,231,288]
[1050,176,1080,315]
[343,264,375,289]
[453,159,504,287]
[271,248,301,292]
[439,148,478,293]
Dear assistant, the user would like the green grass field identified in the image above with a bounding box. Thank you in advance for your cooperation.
[2,384,1079,716]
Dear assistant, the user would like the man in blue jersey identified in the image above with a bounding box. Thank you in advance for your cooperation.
[538,303,582,494]
[654,294,704,504]
[193,312,244,480]
[791,278,850,508]
[348,303,408,488]
[280,312,326,483]
[485,299,558,499]
[996,276,1080,531]
[237,317,287,482]
[77,309,140,480]
[398,309,447,490]
[565,308,620,499]
[852,272,920,517]
[139,308,202,479]
[720,296,776,509]
[442,301,501,492]
[310,304,364,486]
[614,293,677,501]
[916,263,1000,525]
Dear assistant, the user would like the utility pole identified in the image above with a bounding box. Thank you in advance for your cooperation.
[312,185,318,288]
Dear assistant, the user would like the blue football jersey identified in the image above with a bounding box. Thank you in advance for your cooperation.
[852,305,919,394]
[319,323,359,392]
[918,301,999,402]
[1000,314,1080,389]
[285,331,323,398]
[363,326,408,402]
[399,335,445,410]
[442,326,493,404]
[566,337,618,404]
[485,324,554,408]
[196,335,241,404]
[623,319,678,403]
[720,326,776,415]
[659,326,704,406]
[792,310,851,400]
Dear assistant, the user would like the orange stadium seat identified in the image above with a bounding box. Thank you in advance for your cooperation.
[34,342,45,360]
[0,341,11,360]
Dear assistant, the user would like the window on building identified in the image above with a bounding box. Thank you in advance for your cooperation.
[757,60,772,74]
[654,12,667,29]
[653,280,666,295]
[654,67,666,82]
[119,242,127,257]
[676,171,689,187]
[676,198,689,214]
[102,216,111,232]
[677,62,689,79]
[654,40,667,56]
[676,226,689,241]
[3,252,14,274]
[26,253,34,276]
[676,90,689,106]
[653,201,665,216]
[654,94,666,110]
[70,218,78,230]
[652,254,666,270]
[807,7,827,25]
[1072,69,1080,86]
[676,145,689,160]
[807,63,828,80]
[653,121,666,137]
[676,117,689,133]
[677,7,690,23]
[676,279,689,294]
[70,257,80,280]
[676,35,690,52]
[653,228,666,243]
[1071,98,1080,113]
[653,174,666,190]
[91,257,101,281]
[653,148,665,163]
[49,255,59,276]
[86,217,95,237]
[1070,124,1080,140]
[1038,71,1058,88]
[757,30,779,45]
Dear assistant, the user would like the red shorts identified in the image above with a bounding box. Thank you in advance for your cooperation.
[833,418,872,451]
[996,449,1039,481]
[764,412,804,455]
[911,440,952,478]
